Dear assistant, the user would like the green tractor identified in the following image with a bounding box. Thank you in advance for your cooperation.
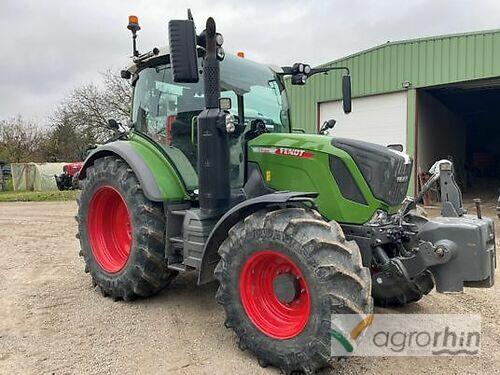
[76,12,496,374]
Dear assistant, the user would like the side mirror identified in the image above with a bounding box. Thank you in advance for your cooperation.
[342,75,352,114]
[168,19,199,83]
[107,119,119,130]
[387,144,404,152]
[319,119,336,134]
[120,69,132,79]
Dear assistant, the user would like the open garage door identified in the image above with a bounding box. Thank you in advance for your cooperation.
[319,91,408,150]
[418,79,500,199]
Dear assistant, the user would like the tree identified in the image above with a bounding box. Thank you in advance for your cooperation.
[44,69,132,161]
[52,70,132,145]
[43,113,96,162]
[102,69,133,122]
[0,116,47,163]
[0,70,132,163]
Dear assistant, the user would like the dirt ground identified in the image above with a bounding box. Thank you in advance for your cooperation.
[0,200,499,375]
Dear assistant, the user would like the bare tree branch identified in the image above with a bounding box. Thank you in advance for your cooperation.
[0,117,47,163]
[0,69,132,163]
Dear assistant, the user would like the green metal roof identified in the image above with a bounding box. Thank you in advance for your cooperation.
[287,28,500,133]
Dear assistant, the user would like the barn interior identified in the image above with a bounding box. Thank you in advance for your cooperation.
[417,79,500,202]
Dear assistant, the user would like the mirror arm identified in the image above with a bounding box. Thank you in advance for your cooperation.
[277,66,350,80]
[133,47,160,64]
[275,68,292,77]
[309,66,350,76]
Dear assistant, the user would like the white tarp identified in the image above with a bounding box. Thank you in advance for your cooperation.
[11,162,67,191]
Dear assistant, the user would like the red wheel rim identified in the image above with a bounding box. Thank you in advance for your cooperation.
[239,250,310,339]
[88,186,132,273]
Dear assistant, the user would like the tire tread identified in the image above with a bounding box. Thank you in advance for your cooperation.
[77,155,177,301]
[215,207,372,373]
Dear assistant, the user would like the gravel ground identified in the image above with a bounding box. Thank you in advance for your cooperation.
[0,200,498,374]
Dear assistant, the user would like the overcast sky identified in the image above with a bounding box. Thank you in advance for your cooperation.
[2,0,500,124]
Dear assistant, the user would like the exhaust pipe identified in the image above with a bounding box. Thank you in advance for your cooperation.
[168,14,230,219]
[197,18,230,218]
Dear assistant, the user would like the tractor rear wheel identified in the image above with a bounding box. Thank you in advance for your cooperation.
[215,207,372,374]
[76,156,177,300]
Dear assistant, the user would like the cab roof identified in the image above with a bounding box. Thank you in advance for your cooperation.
[126,47,283,75]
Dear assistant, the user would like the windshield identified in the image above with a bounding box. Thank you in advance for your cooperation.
[131,54,289,190]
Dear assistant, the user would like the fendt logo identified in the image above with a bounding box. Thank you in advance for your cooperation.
[253,147,314,159]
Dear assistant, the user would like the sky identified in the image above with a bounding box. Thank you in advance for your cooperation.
[2,0,500,125]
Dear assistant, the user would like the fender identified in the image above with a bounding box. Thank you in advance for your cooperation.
[79,140,188,202]
[197,191,318,285]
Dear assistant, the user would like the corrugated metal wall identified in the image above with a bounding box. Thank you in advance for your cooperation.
[286,29,500,133]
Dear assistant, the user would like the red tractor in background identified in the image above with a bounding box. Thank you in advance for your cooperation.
[55,162,83,190]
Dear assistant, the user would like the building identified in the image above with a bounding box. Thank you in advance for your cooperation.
[286,29,500,196]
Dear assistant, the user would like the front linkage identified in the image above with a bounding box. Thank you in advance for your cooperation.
[343,160,495,306]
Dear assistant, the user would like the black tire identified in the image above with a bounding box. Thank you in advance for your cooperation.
[215,207,372,374]
[76,155,177,300]
[371,270,434,308]
[72,173,80,190]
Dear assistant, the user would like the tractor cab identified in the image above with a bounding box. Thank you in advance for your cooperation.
[129,52,289,192]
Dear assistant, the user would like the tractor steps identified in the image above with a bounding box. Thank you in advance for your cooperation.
[167,263,190,272]
[164,203,191,271]
[169,236,184,244]
[171,209,187,217]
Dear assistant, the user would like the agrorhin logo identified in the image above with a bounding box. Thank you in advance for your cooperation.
[330,314,481,357]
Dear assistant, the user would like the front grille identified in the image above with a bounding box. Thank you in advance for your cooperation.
[386,159,413,206]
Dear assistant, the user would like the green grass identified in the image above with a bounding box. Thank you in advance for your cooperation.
[0,189,78,202]
[4,176,13,191]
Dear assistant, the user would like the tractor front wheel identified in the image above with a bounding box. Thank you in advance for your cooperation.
[215,207,372,374]
[76,156,177,300]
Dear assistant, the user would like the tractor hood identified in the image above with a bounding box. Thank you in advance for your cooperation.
[331,138,413,206]
[248,133,412,217]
